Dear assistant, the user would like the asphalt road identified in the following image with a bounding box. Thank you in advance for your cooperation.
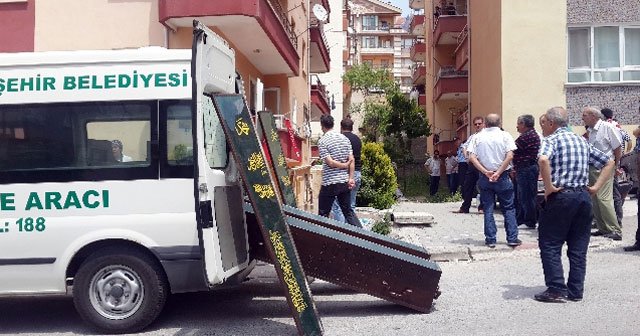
[1,211,639,335]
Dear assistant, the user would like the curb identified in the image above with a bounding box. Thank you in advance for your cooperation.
[426,237,624,262]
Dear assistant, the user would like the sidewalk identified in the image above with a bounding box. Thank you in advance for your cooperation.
[381,197,638,262]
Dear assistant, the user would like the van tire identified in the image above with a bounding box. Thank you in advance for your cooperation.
[73,247,168,334]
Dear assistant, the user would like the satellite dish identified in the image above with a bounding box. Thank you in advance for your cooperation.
[312,4,328,22]
[347,27,355,34]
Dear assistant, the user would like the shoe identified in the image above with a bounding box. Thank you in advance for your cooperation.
[485,242,496,248]
[623,244,640,252]
[507,239,522,247]
[534,289,566,303]
[451,209,469,214]
[605,232,622,241]
[590,231,607,236]
[566,296,582,302]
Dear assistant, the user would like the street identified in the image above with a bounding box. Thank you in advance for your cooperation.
[1,206,639,336]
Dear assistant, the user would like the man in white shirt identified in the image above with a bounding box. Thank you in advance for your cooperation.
[467,114,520,248]
[582,106,622,240]
[425,150,441,196]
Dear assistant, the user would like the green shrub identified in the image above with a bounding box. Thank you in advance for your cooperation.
[358,142,398,209]
[371,213,392,235]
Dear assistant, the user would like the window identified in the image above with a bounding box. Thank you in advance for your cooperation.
[362,15,378,31]
[0,101,157,183]
[568,25,640,83]
[401,38,414,50]
[362,36,378,48]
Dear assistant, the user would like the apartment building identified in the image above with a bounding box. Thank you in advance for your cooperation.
[343,0,414,124]
[0,0,333,209]
[410,0,639,155]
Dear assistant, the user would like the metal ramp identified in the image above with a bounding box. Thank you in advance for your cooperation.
[210,95,441,335]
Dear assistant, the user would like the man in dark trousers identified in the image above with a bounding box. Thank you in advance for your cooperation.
[318,114,361,228]
[535,107,613,303]
[331,117,362,223]
[623,127,640,252]
[513,114,540,228]
[453,116,485,213]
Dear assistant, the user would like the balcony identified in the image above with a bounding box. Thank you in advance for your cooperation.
[309,23,330,73]
[409,14,425,36]
[434,66,468,101]
[409,0,425,10]
[310,75,331,121]
[410,41,426,62]
[454,25,469,70]
[362,24,391,33]
[433,15,466,45]
[360,44,394,55]
[412,64,426,85]
[158,0,299,76]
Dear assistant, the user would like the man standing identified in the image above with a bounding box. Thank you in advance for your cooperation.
[445,150,458,194]
[513,115,541,229]
[601,108,632,229]
[467,114,519,248]
[453,116,485,213]
[535,107,613,303]
[425,150,441,196]
[582,107,623,240]
[331,117,362,223]
[318,115,361,227]
[623,126,640,252]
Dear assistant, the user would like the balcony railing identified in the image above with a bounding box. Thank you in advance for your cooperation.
[310,74,331,118]
[454,24,469,70]
[434,66,468,101]
[438,65,468,79]
[266,0,298,49]
[363,24,390,31]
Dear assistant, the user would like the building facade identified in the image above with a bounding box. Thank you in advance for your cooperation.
[409,0,639,155]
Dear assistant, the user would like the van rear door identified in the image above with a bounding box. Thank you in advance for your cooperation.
[191,20,249,285]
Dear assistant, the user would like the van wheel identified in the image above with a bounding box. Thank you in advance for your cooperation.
[73,247,168,334]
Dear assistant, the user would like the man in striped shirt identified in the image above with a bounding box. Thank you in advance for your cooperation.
[318,115,361,228]
[534,107,613,303]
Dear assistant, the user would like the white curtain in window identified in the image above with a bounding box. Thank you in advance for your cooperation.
[625,28,640,66]
[569,28,590,68]
[595,26,620,68]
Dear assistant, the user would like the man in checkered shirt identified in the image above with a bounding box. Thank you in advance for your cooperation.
[534,107,614,303]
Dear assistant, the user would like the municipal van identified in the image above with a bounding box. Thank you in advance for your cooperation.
[0,32,252,333]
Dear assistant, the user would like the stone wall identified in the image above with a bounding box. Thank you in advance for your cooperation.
[566,85,640,126]
[566,0,640,126]
[567,0,640,24]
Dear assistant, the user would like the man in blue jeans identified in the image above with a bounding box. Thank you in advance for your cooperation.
[535,107,613,303]
[331,117,362,223]
[318,115,361,228]
[513,114,541,228]
[467,114,520,248]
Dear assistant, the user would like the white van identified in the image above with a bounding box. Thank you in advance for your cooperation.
[0,35,252,333]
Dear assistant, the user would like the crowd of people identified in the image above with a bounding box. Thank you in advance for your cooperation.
[425,106,640,303]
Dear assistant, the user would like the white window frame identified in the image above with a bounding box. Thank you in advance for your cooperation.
[567,24,640,84]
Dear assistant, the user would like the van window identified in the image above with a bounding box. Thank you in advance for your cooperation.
[0,101,157,183]
[166,103,194,166]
